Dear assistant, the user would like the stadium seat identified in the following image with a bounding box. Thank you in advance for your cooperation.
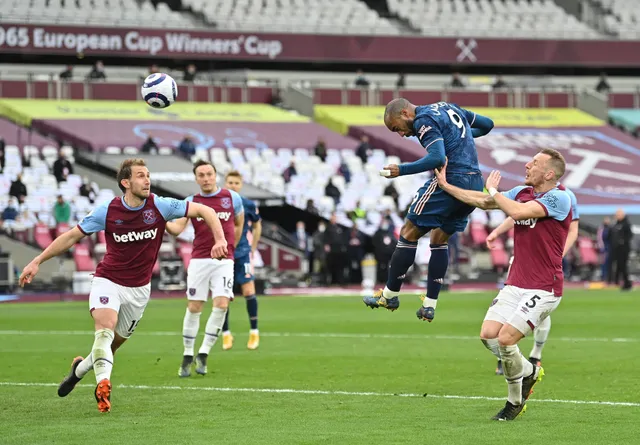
[158,146,174,155]
[34,223,53,249]
[105,146,122,155]
[123,146,139,155]
[577,236,599,266]
[73,243,96,272]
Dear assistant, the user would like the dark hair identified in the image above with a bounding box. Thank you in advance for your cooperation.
[225,170,243,180]
[192,159,216,175]
[539,148,566,180]
[116,158,146,193]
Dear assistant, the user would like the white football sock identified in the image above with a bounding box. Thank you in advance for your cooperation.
[481,338,501,360]
[75,353,93,379]
[382,286,399,299]
[198,307,226,355]
[530,316,551,360]
[422,296,438,309]
[182,309,201,356]
[521,354,534,377]
[92,328,114,383]
[250,329,259,335]
[499,344,524,406]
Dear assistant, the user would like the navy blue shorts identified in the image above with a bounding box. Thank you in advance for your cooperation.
[407,172,484,235]
[234,253,254,286]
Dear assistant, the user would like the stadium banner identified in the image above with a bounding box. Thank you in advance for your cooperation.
[315,106,604,133]
[2,23,640,66]
[0,99,310,124]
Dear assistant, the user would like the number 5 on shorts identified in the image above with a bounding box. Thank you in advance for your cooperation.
[525,295,541,308]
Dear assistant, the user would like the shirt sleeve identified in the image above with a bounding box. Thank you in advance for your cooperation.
[413,115,444,151]
[155,195,189,221]
[229,190,244,216]
[501,186,527,201]
[564,188,580,220]
[535,189,572,221]
[77,200,109,235]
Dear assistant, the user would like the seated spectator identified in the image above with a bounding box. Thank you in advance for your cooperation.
[306,199,319,214]
[53,195,71,225]
[351,200,366,222]
[88,61,106,81]
[396,73,406,89]
[140,135,158,154]
[384,181,400,208]
[59,65,73,80]
[9,173,27,200]
[53,151,74,183]
[1,197,19,231]
[283,161,297,183]
[79,176,97,203]
[356,135,371,164]
[354,69,370,87]
[178,136,196,158]
[596,72,611,94]
[325,178,341,204]
[492,75,508,90]
[184,64,197,82]
[315,138,327,162]
[338,161,351,184]
[450,72,465,88]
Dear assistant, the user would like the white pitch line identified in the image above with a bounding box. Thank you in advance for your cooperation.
[0,330,638,344]
[0,382,638,407]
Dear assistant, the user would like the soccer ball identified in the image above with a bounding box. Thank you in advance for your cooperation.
[141,73,177,108]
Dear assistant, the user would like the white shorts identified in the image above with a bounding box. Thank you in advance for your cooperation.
[186,258,234,301]
[484,285,561,336]
[89,276,151,338]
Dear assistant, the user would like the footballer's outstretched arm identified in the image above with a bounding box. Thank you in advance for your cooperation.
[397,139,446,176]
[187,202,226,245]
[486,217,515,249]
[461,108,494,138]
[166,217,189,237]
[434,161,498,210]
[19,227,86,286]
[234,212,244,247]
[251,220,262,253]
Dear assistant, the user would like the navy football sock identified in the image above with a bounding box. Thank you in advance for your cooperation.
[246,295,258,330]
[424,243,449,305]
[385,236,418,293]
[222,307,230,332]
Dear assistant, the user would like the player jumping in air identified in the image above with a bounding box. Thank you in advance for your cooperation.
[488,185,579,375]
[363,99,494,321]
[435,148,571,421]
[223,171,263,350]
[19,158,228,413]
[165,161,244,377]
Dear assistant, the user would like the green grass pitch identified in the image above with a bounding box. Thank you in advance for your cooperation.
[0,289,639,445]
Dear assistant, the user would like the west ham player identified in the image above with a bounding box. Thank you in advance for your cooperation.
[435,148,571,421]
[19,158,228,413]
[222,171,263,350]
[165,161,244,377]
[487,185,579,375]
[363,98,494,321]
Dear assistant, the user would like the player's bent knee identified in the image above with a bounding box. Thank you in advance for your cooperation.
[497,325,523,347]
[242,281,256,297]
[213,296,230,310]
[480,321,501,340]
[430,228,451,245]
[92,308,118,331]
[187,300,204,314]
[400,220,423,243]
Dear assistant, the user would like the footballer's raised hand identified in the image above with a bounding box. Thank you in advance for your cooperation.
[485,170,502,191]
[211,239,228,259]
[486,231,498,250]
[19,260,40,287]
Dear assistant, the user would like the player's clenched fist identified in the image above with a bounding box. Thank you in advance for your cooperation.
[19,260,40,287]
[211,240,228,259]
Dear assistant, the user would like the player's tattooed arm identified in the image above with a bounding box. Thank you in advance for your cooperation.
[234,212,244,247]
[19,226,86,286]
[166,217,189,236]
[187,202,228,258]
